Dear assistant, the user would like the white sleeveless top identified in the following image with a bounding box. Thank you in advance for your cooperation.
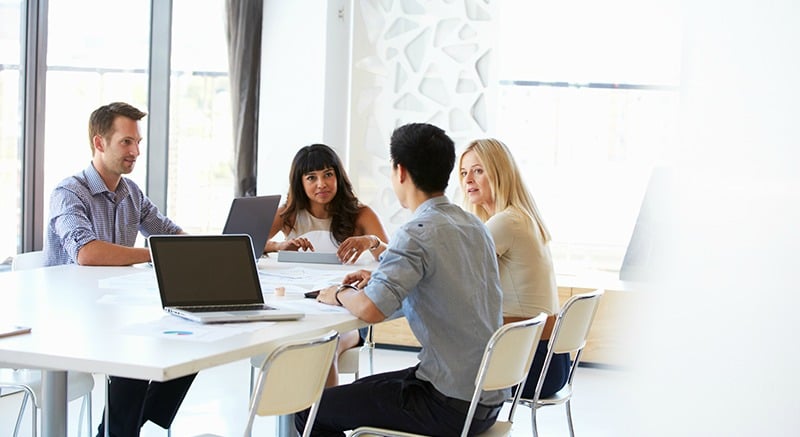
[285,210,339,253]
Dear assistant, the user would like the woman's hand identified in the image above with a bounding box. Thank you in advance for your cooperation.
[279,237,314,252]
[337,235,374,264]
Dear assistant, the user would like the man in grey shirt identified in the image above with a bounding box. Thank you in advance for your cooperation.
[296,122,505,436]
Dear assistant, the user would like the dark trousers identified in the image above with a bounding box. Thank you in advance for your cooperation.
[518,339,571,399]
[95,374,196,437]
[295,366,499,437]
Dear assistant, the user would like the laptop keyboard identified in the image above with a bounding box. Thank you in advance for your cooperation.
[182,304,276,312]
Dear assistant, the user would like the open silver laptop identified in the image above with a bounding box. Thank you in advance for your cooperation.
[222,195,281,260]
[149,234,304,323]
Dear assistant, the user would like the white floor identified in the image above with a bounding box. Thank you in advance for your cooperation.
[1,347,632,436]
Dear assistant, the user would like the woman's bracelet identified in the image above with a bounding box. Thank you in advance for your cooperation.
[335,284,358,306]
[368,235,381,251]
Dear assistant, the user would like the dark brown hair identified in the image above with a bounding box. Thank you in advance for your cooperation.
[282,144,360,244]
[88,102,146,155]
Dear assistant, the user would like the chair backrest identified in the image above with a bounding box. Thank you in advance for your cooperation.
[246,330,339,436]
[527,289,605,407]
[462,313,548,436]
[551,289,605,355]
[11,250,46,271]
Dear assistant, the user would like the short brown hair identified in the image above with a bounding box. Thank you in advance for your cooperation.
[88,102,146,155]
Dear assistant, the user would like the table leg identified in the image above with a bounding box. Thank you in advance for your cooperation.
[42,370,68,436]
[277,413,298,437]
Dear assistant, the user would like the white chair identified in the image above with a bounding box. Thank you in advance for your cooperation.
[201,330,339,437]
[520,289,605,437]
[2,250,95,437]
[10,250,47,271]
[249,325,374,392]
[350,313,548,437]
[337,325,374,380]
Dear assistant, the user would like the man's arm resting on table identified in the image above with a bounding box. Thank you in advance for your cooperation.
[318,284,386,324]
[338,288,386,324]
[76,240,151,266]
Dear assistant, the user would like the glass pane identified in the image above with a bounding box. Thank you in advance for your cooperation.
[495,1,682,274]
[43,0,151,228]
[0,0,23,267]
[168,0,233,234]
[497,0,682,85]
[495,84,680,273]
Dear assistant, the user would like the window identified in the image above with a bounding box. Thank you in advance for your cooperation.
[0,0,23,265]
[167,0,233,234]
[495,0,682,274]
[2,0,234,267]
[42,0,151,219]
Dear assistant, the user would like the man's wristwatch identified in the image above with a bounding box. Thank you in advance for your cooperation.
[335,284,358,306]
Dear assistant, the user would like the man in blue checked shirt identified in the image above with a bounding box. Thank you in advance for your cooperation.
[44,102,194,437]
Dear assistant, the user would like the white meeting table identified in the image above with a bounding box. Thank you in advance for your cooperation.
[0,257,368,436]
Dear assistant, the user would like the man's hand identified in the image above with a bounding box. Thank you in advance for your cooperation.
[316,285,340,306]
[342,269,372,289]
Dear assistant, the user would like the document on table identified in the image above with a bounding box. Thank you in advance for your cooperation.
[96,265,353,302]
[121,316,275,342]
[271,298,352,314]
[258,267,348,295]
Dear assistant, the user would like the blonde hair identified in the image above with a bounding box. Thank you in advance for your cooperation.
[458,138,551,243]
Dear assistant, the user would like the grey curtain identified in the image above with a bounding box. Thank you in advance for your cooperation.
[225,0,263,197]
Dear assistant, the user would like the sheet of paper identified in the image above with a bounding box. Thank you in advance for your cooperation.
[258,267,348,295]
[273,298,352,314]
[121,316,275,342]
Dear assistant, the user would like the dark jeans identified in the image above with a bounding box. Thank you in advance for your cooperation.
[95,374,196,437]
[518,339,571,399]
[295,366,500,437]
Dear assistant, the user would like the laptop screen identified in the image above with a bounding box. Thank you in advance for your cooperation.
[222,195,281,260]
[149,235,264,307]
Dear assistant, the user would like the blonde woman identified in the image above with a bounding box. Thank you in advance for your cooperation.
[459,138,569,398]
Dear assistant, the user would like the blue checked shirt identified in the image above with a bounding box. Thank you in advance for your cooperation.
[45,163,182,266]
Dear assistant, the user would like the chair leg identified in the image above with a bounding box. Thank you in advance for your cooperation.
[78,391,93,437]
[13,391,30,437]
[249,366,256,396]
[87,391,93,437]
[365,326,375,377]
[78,395,87,437]
[531,403,538,437]
[104,376,111,437]
[566,400,575,437]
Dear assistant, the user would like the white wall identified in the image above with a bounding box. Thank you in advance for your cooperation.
[259,0,494,235]
[257,0,350,198]
[633,0,800,434]
[347,0,495,233]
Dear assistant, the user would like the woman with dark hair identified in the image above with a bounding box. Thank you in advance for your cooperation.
[264,144,389,387]
[264,144,388,263]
